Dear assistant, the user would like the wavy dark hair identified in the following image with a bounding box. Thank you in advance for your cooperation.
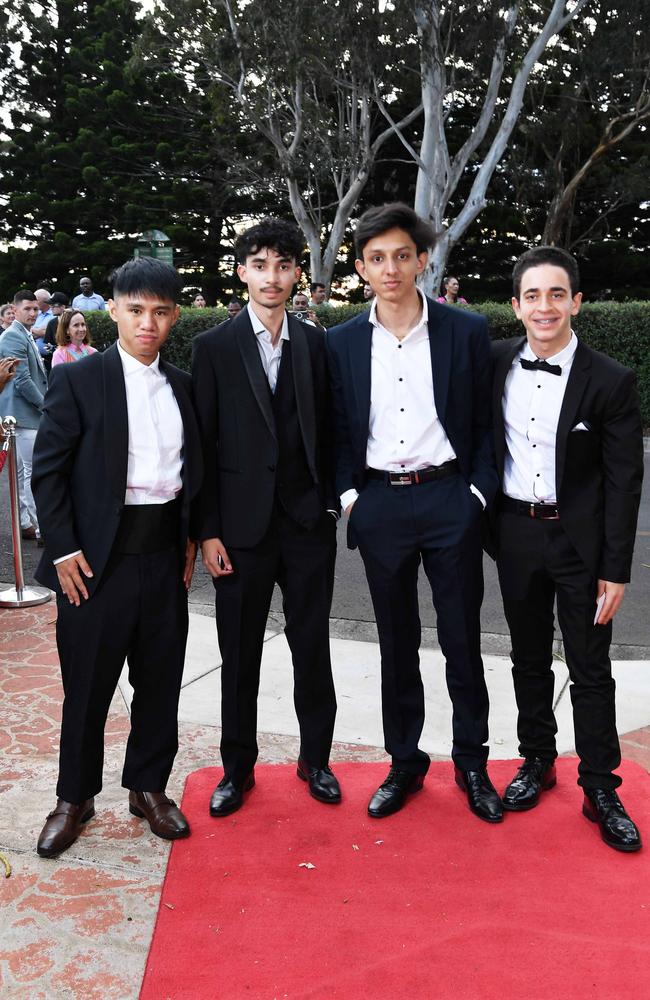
[513,246,581,299]
[354,203,436,258]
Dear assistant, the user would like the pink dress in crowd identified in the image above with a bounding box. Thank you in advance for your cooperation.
[51,344,98,366]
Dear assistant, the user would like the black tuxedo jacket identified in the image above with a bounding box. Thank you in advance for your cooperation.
[32,343,203,595]
[191,309,337,548]
[490,336,644,582]
[326,297,499,506]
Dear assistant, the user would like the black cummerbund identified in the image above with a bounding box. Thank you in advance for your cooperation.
[114,497,181,554]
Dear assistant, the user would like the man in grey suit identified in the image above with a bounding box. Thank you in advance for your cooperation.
[0,289,48,541]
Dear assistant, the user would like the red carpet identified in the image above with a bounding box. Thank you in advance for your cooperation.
[140,760,650,1000]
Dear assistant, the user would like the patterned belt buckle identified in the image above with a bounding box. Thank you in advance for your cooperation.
[389,472,413,486]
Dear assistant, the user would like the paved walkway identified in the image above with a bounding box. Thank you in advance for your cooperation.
[1,602,649,999]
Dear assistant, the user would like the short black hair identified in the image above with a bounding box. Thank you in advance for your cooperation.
[513,246,580,299]
[234,218,304,265]
[110,257,183,303]
[228,297,244,307]
[50,291,69,306]
[310,282,325,293]
[13,289,36,305]
[354,202,436,258]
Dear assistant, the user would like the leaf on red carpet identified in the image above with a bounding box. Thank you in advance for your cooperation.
[298,862,316,869]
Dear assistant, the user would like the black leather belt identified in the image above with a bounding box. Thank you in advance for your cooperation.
[500,496,560,520]
[366,459,458,487]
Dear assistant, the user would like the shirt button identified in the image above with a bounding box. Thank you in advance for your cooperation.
[532,444,537,448]
[400,408,404,412]
[398,344,402,349]
[536,474,540,477]
[398,378,403,382]
[400,440,404,444]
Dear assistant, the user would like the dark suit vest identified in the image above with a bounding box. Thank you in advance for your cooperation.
[270,339,322,529]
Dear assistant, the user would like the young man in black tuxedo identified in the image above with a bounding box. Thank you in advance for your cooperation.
[491,246,644,851]
[192,218,340,816]
[32,257,202,857]
[327,203,501,822]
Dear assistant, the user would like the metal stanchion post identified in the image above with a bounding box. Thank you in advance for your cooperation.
[0,415,51,608]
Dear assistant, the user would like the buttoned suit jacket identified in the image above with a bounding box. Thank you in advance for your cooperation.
[326,297,499,547]
[490,335,644,582]
[0,321,48,428]
[191,308,338,548]
[31,342,203,596]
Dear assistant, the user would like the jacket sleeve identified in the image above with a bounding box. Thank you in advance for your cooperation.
[191,333,222,541]
[31,365,82,559]
[468,318,499,508]
[599,368,644,582]
[326,329,357,502]
[1,330,45,410]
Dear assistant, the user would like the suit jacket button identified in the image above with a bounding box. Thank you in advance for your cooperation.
[268,465,275,472]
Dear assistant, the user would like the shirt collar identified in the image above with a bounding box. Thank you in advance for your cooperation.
[117,339,161,375]
[369,287,429,338]
[520,330,577,367]
[247,303,289,343]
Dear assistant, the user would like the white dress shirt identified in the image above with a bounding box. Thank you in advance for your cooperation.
[502,332,578,503]
[248,303,289,392]
[54,344,184,564]
[341,290,484,510]
[118,342,184,505]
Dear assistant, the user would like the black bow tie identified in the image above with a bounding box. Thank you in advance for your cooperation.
[520,357,561,376]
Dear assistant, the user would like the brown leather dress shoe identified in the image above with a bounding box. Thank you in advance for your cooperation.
[128,791,190,840]
[37,798,95,858]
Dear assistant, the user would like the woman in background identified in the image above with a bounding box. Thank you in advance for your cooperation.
[436,276,468,305]
[51,310,97,367]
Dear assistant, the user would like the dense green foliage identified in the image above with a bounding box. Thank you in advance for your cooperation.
[82,301,650,424]
[0,2,648,302]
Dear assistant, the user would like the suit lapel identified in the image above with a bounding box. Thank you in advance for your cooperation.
[286,315,317,472]
[555,340,591,493]
[102,343,129,502]
[493,337,525,478]
[235,311,276,440]
[427,299,453,424]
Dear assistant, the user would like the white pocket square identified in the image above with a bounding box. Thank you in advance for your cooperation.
[571,422,589,432]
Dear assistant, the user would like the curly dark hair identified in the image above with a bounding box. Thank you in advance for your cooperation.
[234,218,304,265]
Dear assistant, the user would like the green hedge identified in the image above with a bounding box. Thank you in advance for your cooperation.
[84,300,650,425]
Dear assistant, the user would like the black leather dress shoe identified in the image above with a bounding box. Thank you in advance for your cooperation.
[209,772,255,817]
[502,757,557,812]
[297,758,341,803]
[582,788,642,852]
[37,798,95,858]
[454,766,503,823]
[129,791,190,840]
[367,768,424,818]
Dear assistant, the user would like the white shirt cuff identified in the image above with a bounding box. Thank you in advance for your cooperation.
[340,488,359,512]
[469,484,486,509]
[53,550,82,564]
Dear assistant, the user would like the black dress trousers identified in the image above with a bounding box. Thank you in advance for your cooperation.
[351,473,489,774]
[496,510,621,790]
[215,508,337,783]
[55,543,188,803]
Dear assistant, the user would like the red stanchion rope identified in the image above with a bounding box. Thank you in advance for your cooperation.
[0,440,8,475]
